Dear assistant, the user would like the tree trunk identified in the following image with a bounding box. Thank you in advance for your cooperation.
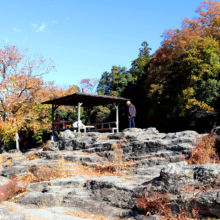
[15,132,20,151]
[0,137,6,153]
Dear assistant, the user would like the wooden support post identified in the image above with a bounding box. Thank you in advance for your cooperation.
[78,102,83,133]
[116,105,119,133]
[112,103,119,133]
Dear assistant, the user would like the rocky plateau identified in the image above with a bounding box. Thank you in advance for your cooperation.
[0,127,220,219]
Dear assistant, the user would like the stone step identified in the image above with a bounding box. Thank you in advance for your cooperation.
[125,165,165,179]
[127,155,180,168]
[3,203,94,220]
[28,176,87,192]
[62,195,130,218]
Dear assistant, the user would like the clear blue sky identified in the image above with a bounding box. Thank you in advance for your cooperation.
[0,0,206,88]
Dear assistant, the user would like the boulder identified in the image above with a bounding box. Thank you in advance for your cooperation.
[194,163,220,182]
[2,166,27,178]
[194,190,220,218]
[19,192,58,207]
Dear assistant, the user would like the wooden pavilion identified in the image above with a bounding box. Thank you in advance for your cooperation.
[42,92,129,135]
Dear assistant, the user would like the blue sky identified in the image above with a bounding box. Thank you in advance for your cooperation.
[1,0,205,88]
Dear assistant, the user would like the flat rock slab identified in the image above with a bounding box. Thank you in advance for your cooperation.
[2,202,94,220]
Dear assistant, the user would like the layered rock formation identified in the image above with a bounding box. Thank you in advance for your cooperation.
[0,128,219,219]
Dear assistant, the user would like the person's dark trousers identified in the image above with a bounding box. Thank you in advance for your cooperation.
[128,117,135,128]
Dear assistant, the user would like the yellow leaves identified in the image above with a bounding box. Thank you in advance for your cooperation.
[180,98,214,116]
[182,87,195,98]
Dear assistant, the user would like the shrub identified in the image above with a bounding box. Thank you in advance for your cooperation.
[43,140,51,151]
[0,179,27,202]
[93,141,126,176]
[137,191,200,219]
[188,134,219,165]
[112,141,124,173]
[31,165,66,182]
[137,191,171,217]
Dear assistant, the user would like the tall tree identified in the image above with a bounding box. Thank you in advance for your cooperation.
[0,45,55,152]
[130,41,152,80]
[97,66,134,97]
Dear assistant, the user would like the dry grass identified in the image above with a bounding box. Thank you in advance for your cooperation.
[4,158,13,167]
[63,211,117,220]
[26,152,40,160]
[100,136,109,141]
[137,191,171,217]
[188,134,219,165]
[0,155,4,165]
[92,141,132,176]
[137,190,200,220]
[43,140,51,151]
[16,149,132,184]
[0,179,28,202]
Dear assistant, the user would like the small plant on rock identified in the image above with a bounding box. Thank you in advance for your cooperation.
[137,191,172,217]
[188,134,219,165]
[0,178,27,202]
[43,140,51,151]
[31,165,66,182]
[112,141,124,173]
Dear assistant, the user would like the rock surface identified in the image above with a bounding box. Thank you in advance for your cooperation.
[0,128,219,219]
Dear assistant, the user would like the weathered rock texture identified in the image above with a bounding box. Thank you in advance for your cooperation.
[0,128,219,219]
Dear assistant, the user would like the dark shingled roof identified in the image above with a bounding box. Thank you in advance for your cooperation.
[42,92,129,107]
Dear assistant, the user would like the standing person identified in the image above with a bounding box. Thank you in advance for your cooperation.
[126,101,136,128]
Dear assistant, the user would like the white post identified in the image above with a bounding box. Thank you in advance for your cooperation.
[78,102,83,132]
[78,102,80,133]
[15,132,20,151]
[116,105,119,133]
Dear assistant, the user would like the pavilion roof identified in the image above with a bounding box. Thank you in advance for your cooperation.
[42,92,129,107]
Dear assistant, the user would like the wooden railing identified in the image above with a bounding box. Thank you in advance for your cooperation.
[52,120,117,133]
[88,121,117,132]
[52,120,77,131]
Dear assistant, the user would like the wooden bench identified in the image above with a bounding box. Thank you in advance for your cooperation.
[88,121,117,133]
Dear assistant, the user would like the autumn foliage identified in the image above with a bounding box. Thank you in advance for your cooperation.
[0,45,80,151]
[188,134,219,165]
[146,0,220,118]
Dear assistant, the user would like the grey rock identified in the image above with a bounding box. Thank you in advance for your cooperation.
[122,128,144,133]
[19,192,58,207]
[2,166,27,178]
[58,130,77,143]
[143,127,160,135]
[172,130,199,139]
[194,190,220,218]
[47,141,60,151]
[0,204,26,220]
[194,163,220,182]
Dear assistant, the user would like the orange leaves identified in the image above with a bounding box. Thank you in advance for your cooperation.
[188,134,219,165]
[182,0,220,39]
[145,0,220,117]
[0,45,55,141]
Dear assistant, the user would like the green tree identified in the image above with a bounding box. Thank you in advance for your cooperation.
[130,41,152,80]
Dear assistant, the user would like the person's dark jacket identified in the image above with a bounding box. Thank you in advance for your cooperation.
[127,103,136,117]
